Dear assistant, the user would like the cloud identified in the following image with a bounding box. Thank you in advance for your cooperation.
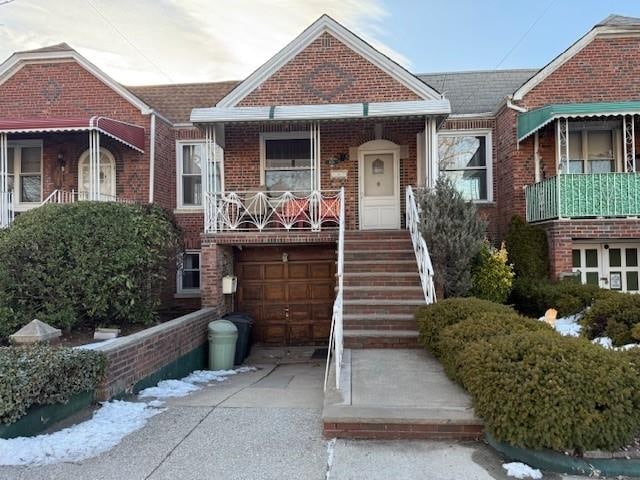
[0,0,410,85]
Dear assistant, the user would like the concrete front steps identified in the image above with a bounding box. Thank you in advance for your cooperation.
[341,230,426,349]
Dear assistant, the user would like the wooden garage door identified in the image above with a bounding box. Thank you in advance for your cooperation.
[235,246,335,346]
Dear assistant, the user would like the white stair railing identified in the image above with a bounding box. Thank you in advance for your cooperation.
[324,187,345,391]
[406,186,436,304]
[42,189,132,205]
[0,191,13,228]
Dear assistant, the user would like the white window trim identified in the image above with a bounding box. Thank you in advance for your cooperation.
[176,250,201,295]
[437,129,493,203]
[176,141,204,210]
[7,139,43,212]
[562,121,622,173]
[259,131,317,191]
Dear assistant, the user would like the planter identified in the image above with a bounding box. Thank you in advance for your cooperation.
[0,390,94,439]
[487,433,640,477]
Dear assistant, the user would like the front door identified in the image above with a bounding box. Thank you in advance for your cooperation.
[79,149,116,200]
[235,246,335,345]
[359,152,400,229]
[572,243,640,292]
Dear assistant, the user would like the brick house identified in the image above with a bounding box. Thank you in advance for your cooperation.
[1,14,640,347]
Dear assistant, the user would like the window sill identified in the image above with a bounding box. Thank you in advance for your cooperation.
[174,207,204,214]
[174,292,201,299]
[473,200,496,206]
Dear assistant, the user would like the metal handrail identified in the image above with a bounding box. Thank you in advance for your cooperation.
[324,187,345,391]
[41,189,132,205]
[406,186,436,304]
[204,189,342,233]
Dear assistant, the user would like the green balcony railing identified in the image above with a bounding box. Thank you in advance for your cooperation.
[525,173,640,222]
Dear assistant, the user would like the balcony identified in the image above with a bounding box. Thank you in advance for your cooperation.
[204,189,343,233]
[525,173,640,222]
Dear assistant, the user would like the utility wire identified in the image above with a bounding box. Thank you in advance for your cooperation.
[85,0,174,83]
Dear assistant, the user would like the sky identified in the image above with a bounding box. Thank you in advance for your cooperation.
[0,0,639,86]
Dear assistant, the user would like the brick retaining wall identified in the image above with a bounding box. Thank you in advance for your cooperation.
[94,308,219,400]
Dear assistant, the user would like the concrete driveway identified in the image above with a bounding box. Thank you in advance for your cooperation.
[0,352,591,480]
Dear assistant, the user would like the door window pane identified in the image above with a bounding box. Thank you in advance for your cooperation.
[609,248,621,268]
[20,147,41,173]
[265,170,311,192]
[182,177,202,205]
[572,249,581,268]
[21,176,41,202]
[364,154,394,196]
[585,249,598,268]
[588,131,614,173]
[182,145,202,174]
[626,248,638,267]
[627,272,639,291]
[586,271,599,285]
[568,132,583,173]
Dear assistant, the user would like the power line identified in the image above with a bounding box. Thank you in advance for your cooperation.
[85,0,174,83]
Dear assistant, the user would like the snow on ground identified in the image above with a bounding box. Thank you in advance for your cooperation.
[138,366,257,399]
[552,314,583,337]
[502,462,543,479]
[0,401,162,466]
[0,366,257,466]
[592,336,613,349]
[74,338,120,350]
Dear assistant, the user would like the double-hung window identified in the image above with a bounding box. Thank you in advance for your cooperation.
[7,141,42,207]
[177,142,222,209]
[567,126,616,174]
[261,133,313,192]
[437,131,492,201]
[177,250,201,294]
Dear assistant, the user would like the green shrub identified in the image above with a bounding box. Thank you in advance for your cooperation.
[415,297,515,358]
[438,313,551,383]
[470,242,514,303]
[505,215,549,280]
[0,202,181,340]
[418,177,486,297]
[0,345,106,424]
[509,277,605,318]
[581,293,640,346]
[459,331,640,451]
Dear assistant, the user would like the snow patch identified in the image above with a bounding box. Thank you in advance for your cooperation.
[592,336,613,349]
[553,314,582,337]
[503,462,543,479]
[0,401,161,466]
[325,438,336,480]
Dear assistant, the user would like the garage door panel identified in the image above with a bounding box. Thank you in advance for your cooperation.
[265,264,285,280]
[238,264,263,280]
[238,285,262,302]
[313,323,331,341]
[311,283,333,299]
[310,263,332,278]
[288,263,309,279]
[263,304,287,321]
[264,285,286,302]
[311,303,332,321]
[288,283,310,301]
[260,324,286,344]
[289,324,313,344]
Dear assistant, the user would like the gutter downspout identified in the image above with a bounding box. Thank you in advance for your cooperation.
[149,113,156,204]
[507,97,527,150]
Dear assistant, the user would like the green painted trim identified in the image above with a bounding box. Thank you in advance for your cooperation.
[0,390,94,439]
[131,342,208,394]
[269,106,276,120]
[487,433,640,477]
[362,102,369,117]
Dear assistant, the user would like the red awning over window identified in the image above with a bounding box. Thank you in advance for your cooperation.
[0,117,145,152]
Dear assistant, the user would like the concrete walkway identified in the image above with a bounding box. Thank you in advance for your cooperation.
[0,348,590,480]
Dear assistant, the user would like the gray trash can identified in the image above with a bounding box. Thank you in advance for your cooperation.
[208,320,238,370]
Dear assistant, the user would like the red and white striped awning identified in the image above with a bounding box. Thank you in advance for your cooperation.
[0,117,145,152]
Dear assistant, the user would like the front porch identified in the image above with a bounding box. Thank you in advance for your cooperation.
[0,117,146,227]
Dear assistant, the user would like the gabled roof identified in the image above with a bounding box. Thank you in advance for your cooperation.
[419,69,537,115]
[0,43,153,115]
[217,14,442,107]
[129,81,238,123]
[513,14,640,101]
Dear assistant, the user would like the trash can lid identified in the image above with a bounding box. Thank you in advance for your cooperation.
[208,319,238,334]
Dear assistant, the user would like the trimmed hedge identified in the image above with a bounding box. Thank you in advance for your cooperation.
[460,332,640,452]
[418,297,640,452]
[581,293,640,346]
[0,345,106,424]
[509,277,606,318]
[438,313,551,383]
[505,215,549,280]
[0,202,181,340]
[415,297,515,357]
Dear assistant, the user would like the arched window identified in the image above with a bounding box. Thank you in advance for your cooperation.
[78,148,116,200]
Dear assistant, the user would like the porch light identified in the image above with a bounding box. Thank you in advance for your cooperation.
[57,151,65,170]
[326,152,347,166]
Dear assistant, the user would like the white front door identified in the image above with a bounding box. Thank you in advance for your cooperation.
[572,243,640,292]
[359,152,400,229]
[78,148,116,200]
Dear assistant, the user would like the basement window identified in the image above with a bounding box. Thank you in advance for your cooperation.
[177,251,201,294]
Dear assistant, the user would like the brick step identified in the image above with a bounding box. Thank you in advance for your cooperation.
[343,313,417,330]
[345,231,410,240]
[342,272,421,287]
[343,260,417,273]
[342,286,425,300]
[344,239,413,250]
[343,329,420,348]
[343,250,415,261]
[343,299,425,315]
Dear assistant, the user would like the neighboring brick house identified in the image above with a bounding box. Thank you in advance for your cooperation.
[1,13,640,346]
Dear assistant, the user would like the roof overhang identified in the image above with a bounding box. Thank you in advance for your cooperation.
[191,99,451,124]
[0,117,146,152]
[517,101,640,142]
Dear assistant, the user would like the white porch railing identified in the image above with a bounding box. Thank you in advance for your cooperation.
[42,189,133,205]
[204,189,342,233]
[324,187,345,391]
[0,191,13,228]
[406,186,436,304]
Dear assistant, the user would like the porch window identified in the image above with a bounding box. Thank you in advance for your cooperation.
[177,250,201,293]
[567,126,615,174]
[7,142,42,204]
[177,142,221,208]
[437,131,492,201]
[261,133,312,192]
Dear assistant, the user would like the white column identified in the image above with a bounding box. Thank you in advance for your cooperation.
[88,130,101,201]
[624,114,636,172]
[0,132,8,227]
[534,131,541,182]
[557,118,569,174]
